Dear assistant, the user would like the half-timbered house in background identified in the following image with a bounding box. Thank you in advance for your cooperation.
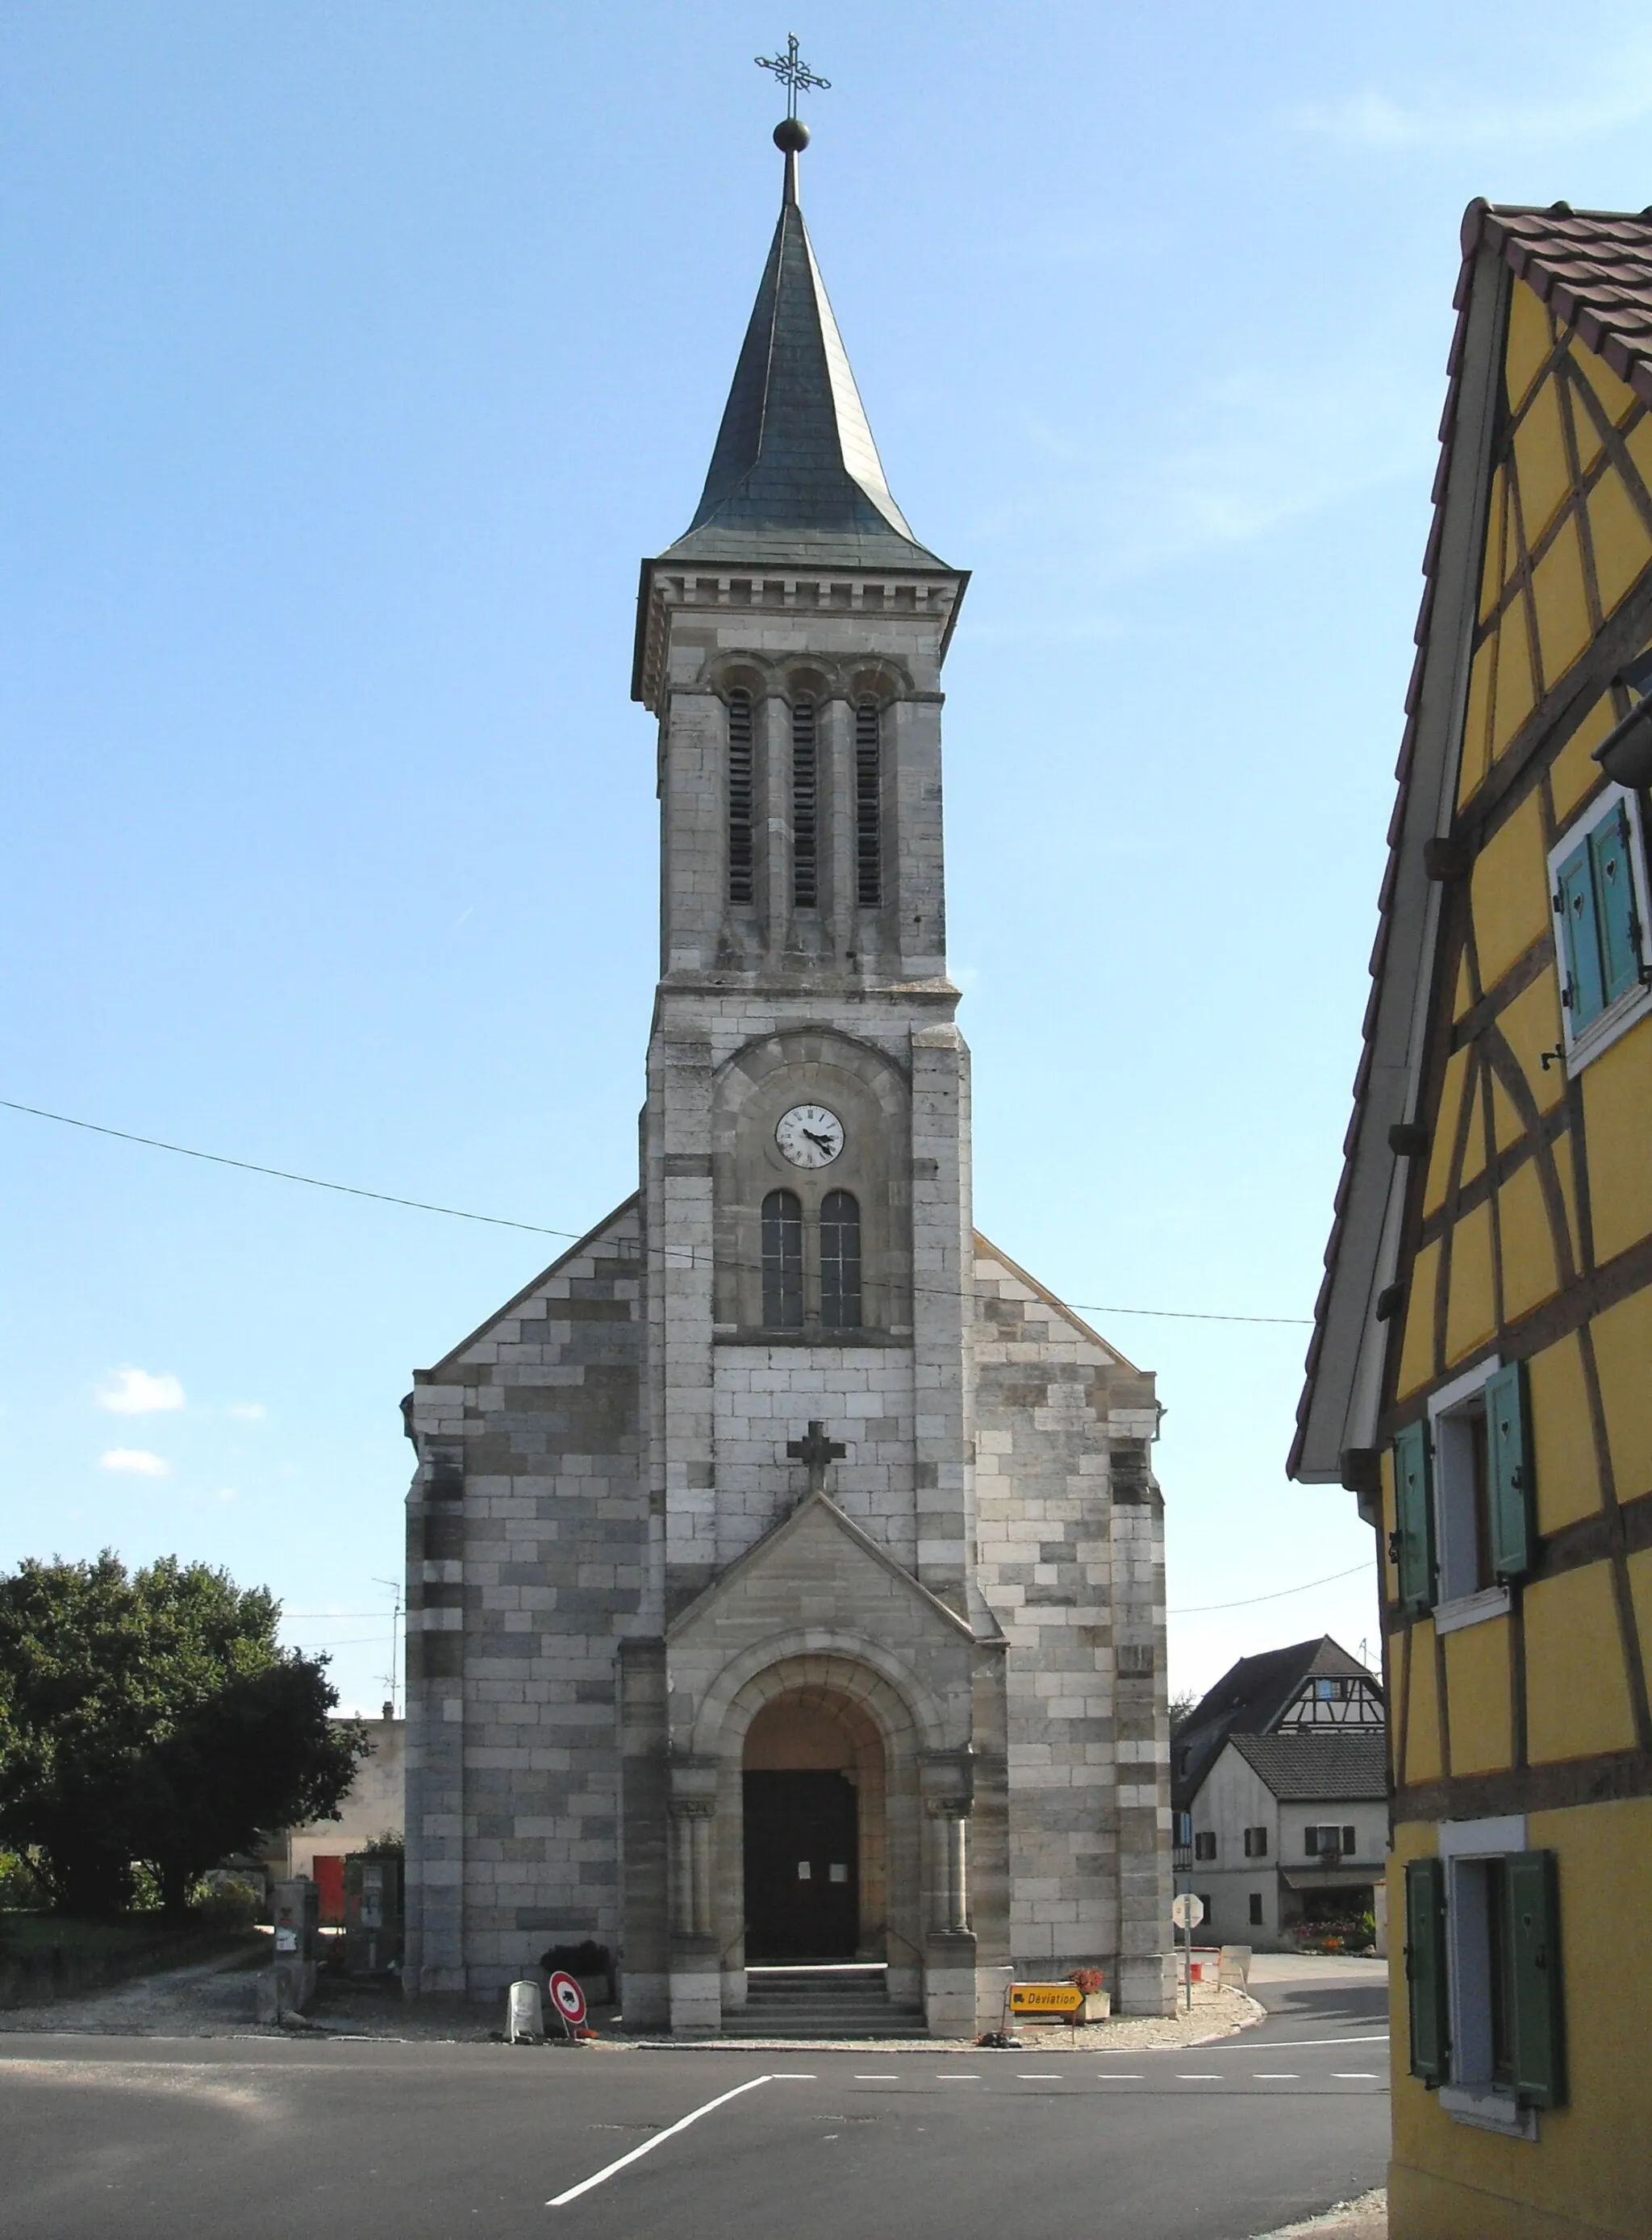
[1293,202,1652,2240]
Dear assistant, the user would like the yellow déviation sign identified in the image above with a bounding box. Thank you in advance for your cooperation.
[1009,1982,1084,2015]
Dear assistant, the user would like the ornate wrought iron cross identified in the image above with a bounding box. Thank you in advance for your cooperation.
[755,33,830,119]
[786,1418,847,1496]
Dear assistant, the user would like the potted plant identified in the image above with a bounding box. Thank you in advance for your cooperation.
[1069,1966,1109,2021]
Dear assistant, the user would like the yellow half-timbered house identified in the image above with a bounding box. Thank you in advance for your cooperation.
[1292,202,1652,2240]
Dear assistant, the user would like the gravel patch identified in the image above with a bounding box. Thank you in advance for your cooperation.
[1248,2189,1387,2239]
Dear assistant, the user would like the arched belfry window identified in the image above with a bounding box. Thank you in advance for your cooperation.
[855,700,882,907]
[820,1190,862,1330]
[727,688,755,907]
[761,1189,804,1328]
[792,695,819,907]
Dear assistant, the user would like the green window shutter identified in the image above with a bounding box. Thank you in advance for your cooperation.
[1557,838,1605,1027]
[1508,1850,1566,2108]
[1404,1857,1450,2085]
[1486,1360,1534,1579]
[1393,1420,1436,1615]
[1589,802,1643,1005]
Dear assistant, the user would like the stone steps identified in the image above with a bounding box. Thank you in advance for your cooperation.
[728,1963,929,2038]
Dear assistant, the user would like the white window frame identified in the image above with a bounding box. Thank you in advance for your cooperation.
[1427,1358,1511,1633]
[1437,1815,1536,2139]
[1548,780,1652,1076]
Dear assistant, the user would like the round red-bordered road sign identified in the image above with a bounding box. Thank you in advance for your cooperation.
[549,1971,587,2028]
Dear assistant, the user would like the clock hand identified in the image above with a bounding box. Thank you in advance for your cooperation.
[803,1129,834,1150]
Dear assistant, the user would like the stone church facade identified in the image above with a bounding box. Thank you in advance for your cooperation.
[403,126,1173,2034]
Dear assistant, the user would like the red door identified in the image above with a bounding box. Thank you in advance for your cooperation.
[312,1854,345,1925]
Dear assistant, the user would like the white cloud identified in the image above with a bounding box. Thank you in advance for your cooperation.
[225,1401,266,1422]
[100,1448,171,1478]
[217,1487,240,1504]
[98,1366,186,1415]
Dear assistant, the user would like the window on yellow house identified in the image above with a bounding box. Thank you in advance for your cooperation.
[1549,785,1651,1072]
[1393,1358,1534,1630]
[1406,1820,1566,2136]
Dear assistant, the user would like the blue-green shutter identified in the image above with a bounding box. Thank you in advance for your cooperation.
[1557,838,1604,1028]
[1404,1857,1450,2085]
[1486,1360,1534,1580]
[1508,1850,1566,2107]
[1589,802,1643,1006]
[1393,1420,1436,1616]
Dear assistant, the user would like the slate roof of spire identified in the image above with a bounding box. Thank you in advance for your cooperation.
[657,174,949,574]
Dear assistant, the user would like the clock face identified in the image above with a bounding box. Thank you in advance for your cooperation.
[774,1103,845,1170]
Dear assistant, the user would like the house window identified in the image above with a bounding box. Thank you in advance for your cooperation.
[761,1190,804,1329]
[1549,784,1651,1070]
[727,688,755,906]
[1249,1892,1264,1927]
[1405,1821,1566,2131]
[1174,1811,1192,1849]
[1243,1826,1269,1858]
[1193,1831,1216,1862]
[819,1190,861,1330]
[1304,1824,1356,1858]
[1394,1358,1534,1629]
[855,699,882,906]
[792,696,818,908]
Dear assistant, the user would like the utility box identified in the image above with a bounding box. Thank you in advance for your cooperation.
[344,1853,404,1975]
[260,1876,320,2021]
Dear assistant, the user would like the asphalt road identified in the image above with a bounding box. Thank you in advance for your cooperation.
[0,1976,1388,2240]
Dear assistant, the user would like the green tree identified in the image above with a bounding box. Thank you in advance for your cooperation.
[0,1554,368,1919]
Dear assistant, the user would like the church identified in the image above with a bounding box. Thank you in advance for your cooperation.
[402,113,1173,2034]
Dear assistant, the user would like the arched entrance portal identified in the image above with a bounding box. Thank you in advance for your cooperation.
[740,1687,887,1963]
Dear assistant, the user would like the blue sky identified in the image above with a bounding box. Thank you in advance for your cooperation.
[6,1,1652,1715]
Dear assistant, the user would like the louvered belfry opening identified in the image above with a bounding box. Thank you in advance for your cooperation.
[854,699,881,908]
[791,695,819,908]
[727,687,755,906]
[820,1190,862,1330]
[761,1188,805,1329]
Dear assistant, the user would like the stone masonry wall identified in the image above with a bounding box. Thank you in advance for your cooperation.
[971,1241,1172,2007]
[403,1202,645,1997]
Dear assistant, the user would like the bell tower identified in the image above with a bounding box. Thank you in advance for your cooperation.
[631,114,977,1623]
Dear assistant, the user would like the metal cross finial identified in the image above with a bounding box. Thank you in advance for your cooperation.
[755,32,830,119]
[786,1418,847,1496]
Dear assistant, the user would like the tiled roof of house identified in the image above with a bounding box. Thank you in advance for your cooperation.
[1171,1635,1377,1811]
[1229,1729,1388,1803]
[1290,202,1652,1483]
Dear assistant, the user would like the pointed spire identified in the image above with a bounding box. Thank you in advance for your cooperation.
[658,122,947,571]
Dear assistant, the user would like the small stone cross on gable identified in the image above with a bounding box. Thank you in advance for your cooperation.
[786,1419,847,1496]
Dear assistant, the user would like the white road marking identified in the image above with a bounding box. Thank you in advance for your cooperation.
[1253,2073,1299,2080]
[548,2074,774,2206]
[854,2075,899,2081]
[937,2074,982,2081]
[1332,2071,1379,2079]
[1095,2074,1144,2080]
[1211,2034,1387,2050]
[770,2073,816,2080]
[1016,2074,1064,2080]
[1176,2074,1222,2081]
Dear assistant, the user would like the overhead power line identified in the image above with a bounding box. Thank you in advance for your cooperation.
[1168,1561,1373,1615]
[2,1095,1312,1329]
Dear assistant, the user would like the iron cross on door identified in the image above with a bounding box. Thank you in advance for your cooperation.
[787,1420,846,1497]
